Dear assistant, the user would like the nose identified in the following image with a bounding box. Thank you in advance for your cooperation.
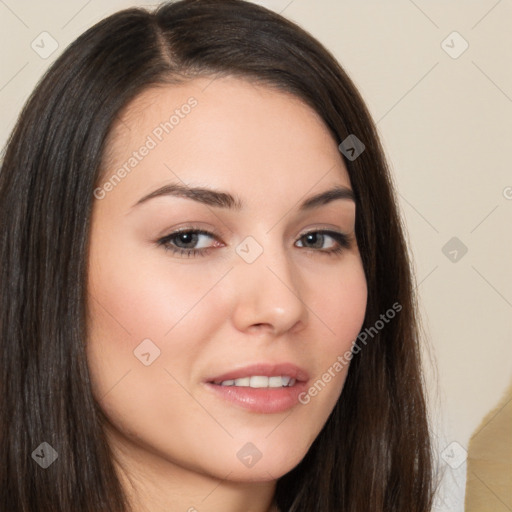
[230,240,308,336]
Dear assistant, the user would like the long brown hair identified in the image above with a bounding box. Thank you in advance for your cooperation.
[0,1,434,510]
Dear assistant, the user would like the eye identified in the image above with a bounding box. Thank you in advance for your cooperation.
[295,230,350,256]
[157,228,220,258]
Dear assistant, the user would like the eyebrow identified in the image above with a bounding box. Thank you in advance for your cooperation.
[131,182,355,211]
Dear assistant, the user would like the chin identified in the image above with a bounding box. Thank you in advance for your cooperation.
[217,460,302,484]
[223,438,310,483]
[181,437,310,484]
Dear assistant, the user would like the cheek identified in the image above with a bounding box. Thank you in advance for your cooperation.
[87,224,232,340]
[297,254,367,413]
[335,267,367,349]
[307,253,368,353]
[86,230,233,399]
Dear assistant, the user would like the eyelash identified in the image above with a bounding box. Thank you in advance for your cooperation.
[156,227,351,258]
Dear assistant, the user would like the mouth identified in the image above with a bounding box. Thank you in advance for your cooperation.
[204,363,310,414]
[212,375,297,388]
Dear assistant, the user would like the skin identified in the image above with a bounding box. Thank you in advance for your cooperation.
[86,76,368,512]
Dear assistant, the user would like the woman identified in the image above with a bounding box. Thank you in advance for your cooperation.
[0,0,435,510]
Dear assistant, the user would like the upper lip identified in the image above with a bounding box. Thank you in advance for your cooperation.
[207,363,310,384]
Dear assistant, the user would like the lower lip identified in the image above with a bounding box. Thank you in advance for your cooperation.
[204,382,308,414]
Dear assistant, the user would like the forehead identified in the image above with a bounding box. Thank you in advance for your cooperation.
[99,76,351,209]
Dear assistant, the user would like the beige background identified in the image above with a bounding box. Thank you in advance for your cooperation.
[1,1,511,510]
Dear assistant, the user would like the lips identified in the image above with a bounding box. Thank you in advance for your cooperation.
[204,362,310,414]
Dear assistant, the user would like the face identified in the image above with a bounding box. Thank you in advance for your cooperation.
[86,76,367,486]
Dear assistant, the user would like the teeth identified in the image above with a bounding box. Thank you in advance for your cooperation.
[249,376,269,388]
[218,376,296,388]
[268,376,283,387]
